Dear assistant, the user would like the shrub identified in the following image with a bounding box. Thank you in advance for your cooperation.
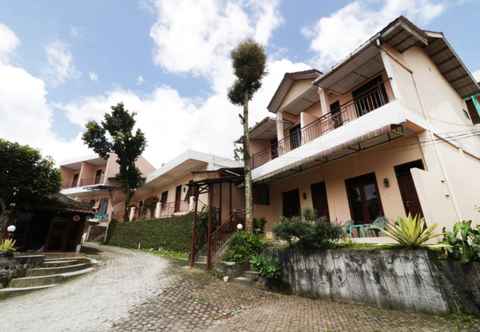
[223,231,265,263]
[250,254,280,279]
[441,220,480,263]
[381,215,440,248]
[107,214,194,252]
[0,239,16,253]
[273,216,343,250]
[253,217,267,235]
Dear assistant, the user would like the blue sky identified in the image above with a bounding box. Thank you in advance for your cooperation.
[0,0,479,166]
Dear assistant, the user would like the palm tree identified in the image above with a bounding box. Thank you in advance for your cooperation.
[228,39,267,231]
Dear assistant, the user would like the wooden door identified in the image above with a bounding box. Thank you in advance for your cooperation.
[394,160,424,218]
[345,173,384,224]
[289,125,301,150]
[330,101,342,128]
[311,182,330,222]
[174,185,182,212]
[282,189,300,218]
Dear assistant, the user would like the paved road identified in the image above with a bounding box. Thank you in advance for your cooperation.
[0,245,172,332]
[2,246,479,332]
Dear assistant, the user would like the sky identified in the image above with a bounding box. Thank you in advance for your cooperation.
[0,0,479,168]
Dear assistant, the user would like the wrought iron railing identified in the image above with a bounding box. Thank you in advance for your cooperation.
[251,84,389,169]
[158,200,190,218]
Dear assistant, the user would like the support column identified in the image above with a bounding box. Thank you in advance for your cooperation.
[229,182,233,225]
[219,182,223,225]
[206,184,213,270]
[189,185,199,268]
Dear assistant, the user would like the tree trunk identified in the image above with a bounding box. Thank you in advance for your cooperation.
[123,190,132,222]
[243,94,253,232]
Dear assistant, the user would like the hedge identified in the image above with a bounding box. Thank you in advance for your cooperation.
[106,214,194,252]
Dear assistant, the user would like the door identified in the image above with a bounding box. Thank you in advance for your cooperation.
[282,189,301,218]
[330,101,343,128]
[352,76,388,116]
[311,182,330,222]
[394,160,424,218]
[72,173,79,187]
[289,125,301,150]
[270,139,278,159]
[345,173,384,224]
[95,169,103,184]
[174,185,182,212]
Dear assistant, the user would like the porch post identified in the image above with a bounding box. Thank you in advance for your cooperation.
[206,183,213,270]
[229,182,233,225]
[189,185,199,268]
[219,182,223,225]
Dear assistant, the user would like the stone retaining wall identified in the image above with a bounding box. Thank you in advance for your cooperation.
[0,254,45,288]
[276,248,480,315]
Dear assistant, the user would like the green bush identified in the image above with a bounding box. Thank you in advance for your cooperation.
[441,220,480,263]
[223,231,265,263]
[250,254,280,279]
[253,217,267,235]
[273,216,343,250]
[107,214,195,252]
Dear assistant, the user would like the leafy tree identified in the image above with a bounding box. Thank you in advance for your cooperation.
[0,139,61,233]
[228,39,267,231]
[233,143,244,161]
[82,103,146,221]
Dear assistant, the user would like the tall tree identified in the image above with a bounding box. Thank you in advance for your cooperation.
[228,39,267,231]
[0,139,61,233]
[82,103,146,222]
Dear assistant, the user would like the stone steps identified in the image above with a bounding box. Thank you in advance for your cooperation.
[0,284,58,300]
[41,259,85,267]
[10,267,95,288]
[27,262,91,277]
[232,270,260,287]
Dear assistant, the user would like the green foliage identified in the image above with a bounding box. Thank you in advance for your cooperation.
[253,217,267,235]
[0,239,16,253]
[250,254,280,279]
[381,215,440,248]
[0,139,61,212]
[223,231,265,263]
[273,216,343,250]
[302,208,317,222]
[228,39,267,106]
[82,103,146,221]
[441,220,480,263]
[107,214,194,252]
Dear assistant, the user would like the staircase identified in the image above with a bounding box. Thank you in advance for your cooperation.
[0,256,96,299]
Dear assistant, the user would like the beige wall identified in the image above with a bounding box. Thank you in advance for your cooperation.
[280,79,313,109]
[254,136,424,234]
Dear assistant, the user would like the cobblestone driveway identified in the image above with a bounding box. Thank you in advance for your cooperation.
[2,246,479,332]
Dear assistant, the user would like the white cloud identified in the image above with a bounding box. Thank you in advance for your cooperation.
[304,0,447,69]
[149,0,281,84]
[136,75,145,85]
[0,23,19,63]
[45,41,79,86]
[89,71,98,81]
[473,69,480,83]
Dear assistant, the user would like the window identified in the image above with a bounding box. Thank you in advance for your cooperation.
[352,76,388,116]
[253,184,270,205]
[95,169,103,184]
[345,173,384,224]
[466,98,480,125]
[174,185,182,212]
[282,189,301,218]
[311,182,329,222]
[160,191,168,208]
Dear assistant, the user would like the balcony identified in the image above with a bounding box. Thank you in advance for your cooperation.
[63,176,105,189]
[252,84,389,169]
[158,200,190,218]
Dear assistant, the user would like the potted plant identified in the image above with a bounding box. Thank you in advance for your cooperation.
[0,239,16,258]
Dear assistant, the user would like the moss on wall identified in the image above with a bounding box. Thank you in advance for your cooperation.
[107,214,193,252]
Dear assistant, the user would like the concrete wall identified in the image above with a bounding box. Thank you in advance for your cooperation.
[277,248,480,315]
[254,136,424,235]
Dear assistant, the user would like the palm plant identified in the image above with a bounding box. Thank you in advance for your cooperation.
[381,215,440,248]
[0,238,16,253]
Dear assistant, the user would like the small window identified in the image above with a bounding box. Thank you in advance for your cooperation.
[160,191,168,208]
[253,184,270,205]
[466,98,480,125]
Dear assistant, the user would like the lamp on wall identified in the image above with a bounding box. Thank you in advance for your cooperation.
[383,178,390,188]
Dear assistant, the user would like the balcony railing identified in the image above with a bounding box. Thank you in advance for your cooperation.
[63,176,105,188]
[251,84,389,169]
[158,200,190,218]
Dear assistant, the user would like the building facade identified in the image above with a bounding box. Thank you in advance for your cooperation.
[249,16,480,238]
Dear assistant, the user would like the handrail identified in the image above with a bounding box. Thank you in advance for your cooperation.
[251,84,389,168]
